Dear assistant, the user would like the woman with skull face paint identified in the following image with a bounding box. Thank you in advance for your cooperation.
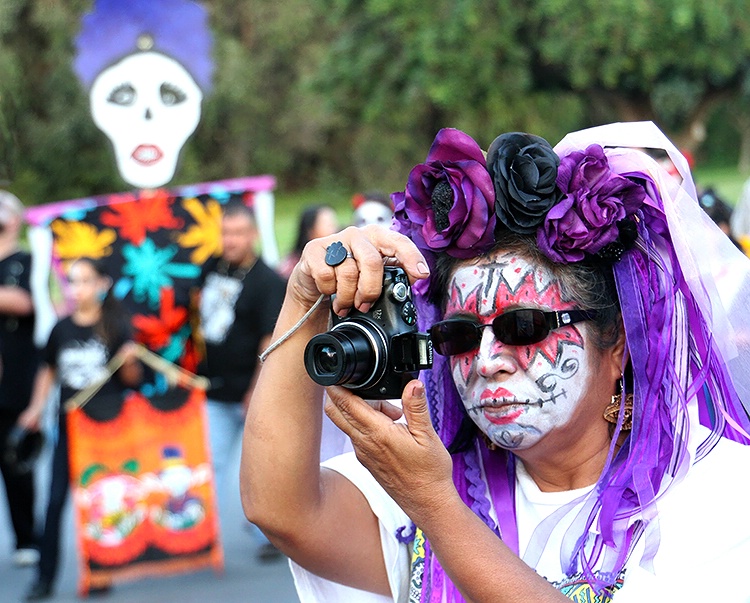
[241,122,750,602]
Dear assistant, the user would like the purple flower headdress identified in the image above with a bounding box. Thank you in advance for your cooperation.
[74,0,214,93]
[392,129,496,296]
[393,122,750,600]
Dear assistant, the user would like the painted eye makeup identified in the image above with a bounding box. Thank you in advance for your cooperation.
[160,82,186,106]
[107,83,136,106]
[430,308,597,356]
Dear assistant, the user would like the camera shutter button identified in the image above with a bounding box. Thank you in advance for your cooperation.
[401,301,416,325]
[392,282,408,303]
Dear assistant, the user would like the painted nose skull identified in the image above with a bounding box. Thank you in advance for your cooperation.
[89,50,203,189]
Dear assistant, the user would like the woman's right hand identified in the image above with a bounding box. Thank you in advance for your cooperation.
[17,366,55,434]
[16,406,42,432]
[325,379,456,524]
[288,225,431,316]
[243,225,429,597]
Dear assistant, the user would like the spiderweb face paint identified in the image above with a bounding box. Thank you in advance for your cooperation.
[445,253,593,450]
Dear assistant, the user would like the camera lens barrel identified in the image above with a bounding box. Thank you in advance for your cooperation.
[302,266,433,399]
[304,321,387,388]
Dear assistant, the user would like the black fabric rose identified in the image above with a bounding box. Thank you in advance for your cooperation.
[487,132,562,234]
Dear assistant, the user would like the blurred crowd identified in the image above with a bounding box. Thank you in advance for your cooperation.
[0,185,394,601]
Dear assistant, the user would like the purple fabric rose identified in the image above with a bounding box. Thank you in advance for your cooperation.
[537,144,646,263]
[392,128,496,259]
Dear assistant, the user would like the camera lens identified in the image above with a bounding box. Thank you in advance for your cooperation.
[315,345,339,374]
[304,321,387,389]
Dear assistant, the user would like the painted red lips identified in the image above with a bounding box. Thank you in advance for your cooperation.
[131,144,163,166]
[479,387,525,425]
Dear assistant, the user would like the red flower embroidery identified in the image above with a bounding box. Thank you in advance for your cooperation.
[101,190,183,245]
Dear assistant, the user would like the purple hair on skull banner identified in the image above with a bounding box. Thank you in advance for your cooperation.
[73,0,214,93]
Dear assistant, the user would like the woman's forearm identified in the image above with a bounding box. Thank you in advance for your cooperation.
[241,227,429,595]
[0,286,33,316]
[240,293,330,539]
[324,379,566,601]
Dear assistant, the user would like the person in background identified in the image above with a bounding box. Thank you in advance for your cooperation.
[278,204,340,279]
[698,186,742,249]
[19,257,141,601]
[351,191,394,228]
[195,201,286,560]
[731,176,750,255]
[0,191,40,567]
[241,123,750,601]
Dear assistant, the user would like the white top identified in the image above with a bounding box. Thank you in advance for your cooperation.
[291,438,750,602]
[290,452,411,602]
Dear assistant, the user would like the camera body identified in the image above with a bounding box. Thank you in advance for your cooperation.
[304,266,433,399]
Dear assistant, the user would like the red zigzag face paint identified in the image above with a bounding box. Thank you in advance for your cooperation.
[445,252,594,451]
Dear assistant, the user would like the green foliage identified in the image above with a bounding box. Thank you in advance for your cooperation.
[1,0,119,200]
[527,0,750,133]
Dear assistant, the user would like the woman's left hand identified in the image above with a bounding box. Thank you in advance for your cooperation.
[117,341,141,363]
[116,341,143,388]
[324,380,456,524]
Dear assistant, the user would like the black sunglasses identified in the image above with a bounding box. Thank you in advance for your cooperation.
[429,308,598,356]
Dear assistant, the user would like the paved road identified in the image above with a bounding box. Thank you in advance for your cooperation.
[1,437,300,603]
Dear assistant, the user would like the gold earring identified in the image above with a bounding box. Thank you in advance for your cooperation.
[480,433,498,451]
[603,393,634,431]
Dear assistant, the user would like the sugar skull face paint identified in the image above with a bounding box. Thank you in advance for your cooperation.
[446,252,599,450]
[89,51,203,189]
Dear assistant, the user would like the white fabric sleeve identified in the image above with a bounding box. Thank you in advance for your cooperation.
[289,452,412,603]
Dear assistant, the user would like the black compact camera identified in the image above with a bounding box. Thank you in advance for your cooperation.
[304,266,433,399]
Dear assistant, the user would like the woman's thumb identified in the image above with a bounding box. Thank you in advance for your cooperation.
[402,380,432,435]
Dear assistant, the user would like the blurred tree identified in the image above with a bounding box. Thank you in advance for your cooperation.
[310,0,750,183]
[721,71,750,173]
[526,0,750,152]
[187,0,337,188]
[0,0,119,203]
[311,0,586,188]
[1,0,750,202]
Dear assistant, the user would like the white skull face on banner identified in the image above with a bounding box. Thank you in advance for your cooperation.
[89,50,203,189]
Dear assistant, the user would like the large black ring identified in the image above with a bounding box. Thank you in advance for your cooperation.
[325,241,353,267]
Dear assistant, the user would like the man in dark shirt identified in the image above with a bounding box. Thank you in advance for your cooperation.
[0,191,40,566]
[196,201,286,560]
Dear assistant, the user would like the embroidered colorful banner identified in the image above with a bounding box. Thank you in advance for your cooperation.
[67,388,221,593]
[26,176,278,350]
[25,176,278,594]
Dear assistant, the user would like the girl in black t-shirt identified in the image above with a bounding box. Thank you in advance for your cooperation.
[18,258,141,601]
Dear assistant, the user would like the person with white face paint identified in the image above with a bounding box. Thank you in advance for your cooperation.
[351,192,394,228]
[241,123,750,602]
[440,252,618,457]
[73,0,213,190]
